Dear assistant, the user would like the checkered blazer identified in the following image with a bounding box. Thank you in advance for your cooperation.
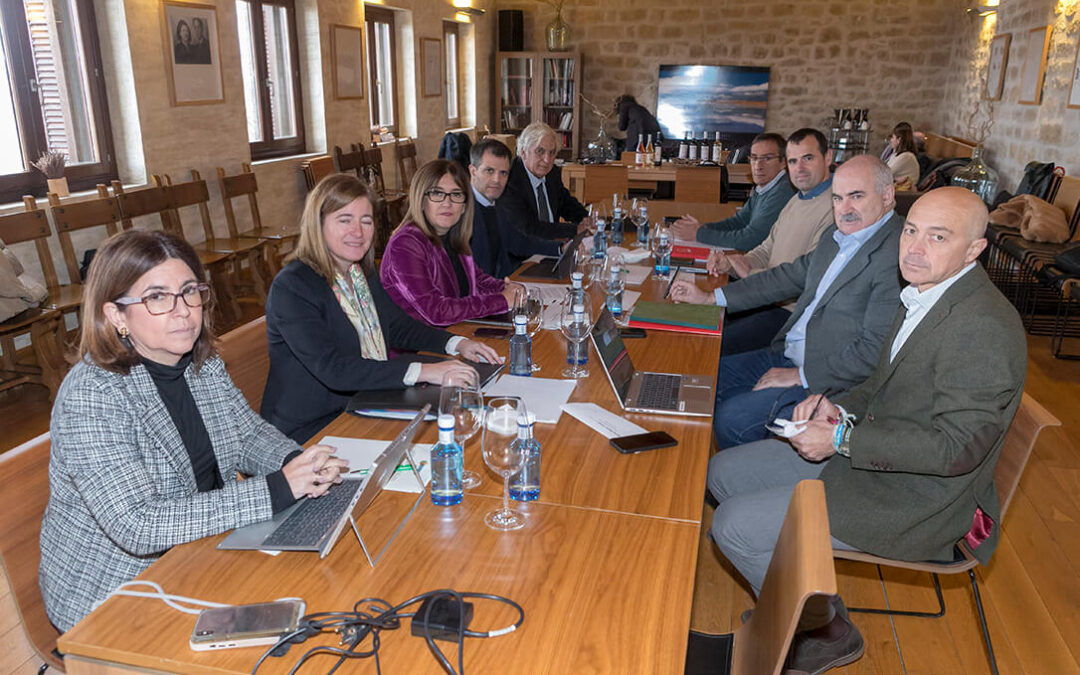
[39,355,301,631]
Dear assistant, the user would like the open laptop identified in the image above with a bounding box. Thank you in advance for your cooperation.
[217,406,428,558]
[517,229,589,281]
[590,307,713,417]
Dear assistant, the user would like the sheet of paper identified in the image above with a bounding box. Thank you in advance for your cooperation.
[317,436,432,493]
[607,246,651,264]
[560,403,647,439]
[522,282,569,305]
[622,265,652,286]
[541,302,564,330]
[622,289,642,312]
[482,375,577,424]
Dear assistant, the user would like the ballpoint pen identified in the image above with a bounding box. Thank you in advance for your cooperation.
[663,266,682,299]
[349,460,426,476]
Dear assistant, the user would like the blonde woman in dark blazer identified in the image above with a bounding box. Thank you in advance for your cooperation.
[39,230,347,631]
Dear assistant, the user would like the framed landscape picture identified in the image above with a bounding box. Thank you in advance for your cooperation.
[1018,25,1052,105]
[421,38,442,98]
[332,24,365,99]
[160,0,224,106]
[984,33,1010,101]
[656,64,770,150]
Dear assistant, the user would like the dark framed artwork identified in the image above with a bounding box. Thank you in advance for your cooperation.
[161,0,224,105]
[984,33,1010,101]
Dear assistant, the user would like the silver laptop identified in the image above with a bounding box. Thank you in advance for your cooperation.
[218,406,428,558]
[589,308,713,417]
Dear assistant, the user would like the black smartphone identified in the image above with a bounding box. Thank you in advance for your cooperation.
[473,327,511,339]
[619,327,647,339]
[609,431,678,454]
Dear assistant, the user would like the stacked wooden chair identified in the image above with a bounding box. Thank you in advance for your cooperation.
[217,163,300,272]
[300,155,336,191]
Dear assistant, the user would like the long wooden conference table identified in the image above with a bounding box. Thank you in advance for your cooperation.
[58,259,725,674]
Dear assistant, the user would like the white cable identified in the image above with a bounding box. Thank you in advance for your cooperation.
[105,580,228,615]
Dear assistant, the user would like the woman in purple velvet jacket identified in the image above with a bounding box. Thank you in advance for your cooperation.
[380,159,521,327]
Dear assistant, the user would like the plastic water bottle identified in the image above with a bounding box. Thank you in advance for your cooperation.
[509,314,532,376]
[654,230,672,276]
[593,218,608,259]
[430,414,463,506]
[565,276,588,367]
[610,206,624,246]
[509,412,541,501]
[636,207,649,247]
[569,271,586,305]
[605,265,624,319]
[565,303,589,368]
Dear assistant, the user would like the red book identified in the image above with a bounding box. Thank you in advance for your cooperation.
[671,244,712,262]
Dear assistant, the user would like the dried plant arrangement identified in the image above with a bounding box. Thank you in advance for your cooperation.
[31,151,67,179]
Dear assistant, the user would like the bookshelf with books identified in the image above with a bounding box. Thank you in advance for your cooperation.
[496,51,581,159]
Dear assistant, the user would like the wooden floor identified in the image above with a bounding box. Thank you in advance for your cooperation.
[2,324,1078,674]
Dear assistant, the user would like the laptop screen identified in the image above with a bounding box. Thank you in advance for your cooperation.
[590,307,635,401]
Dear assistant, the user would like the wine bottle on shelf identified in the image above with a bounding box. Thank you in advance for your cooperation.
[635,134,645,167]
[644,134,654,167]
[713,131,724,163]
[653,131,663,166]
[687,130,698,161]
[678,131,689,160]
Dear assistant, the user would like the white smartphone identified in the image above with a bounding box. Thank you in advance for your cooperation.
[189,599,305,651]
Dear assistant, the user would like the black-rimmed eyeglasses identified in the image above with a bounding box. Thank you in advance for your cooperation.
[424,189,467,204]
[114,283,211,315]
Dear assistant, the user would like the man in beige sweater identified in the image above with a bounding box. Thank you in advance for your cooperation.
[708,128,836,354]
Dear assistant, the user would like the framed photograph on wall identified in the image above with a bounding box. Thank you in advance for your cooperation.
[1018,25,1052,105]
[421,37,442,98]
[332,24,365,99]
[984,33,1011,101]
[1068,39,1080,109]
[160,0,224,106]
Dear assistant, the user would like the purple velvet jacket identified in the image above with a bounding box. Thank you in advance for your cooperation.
[380,223,509,327]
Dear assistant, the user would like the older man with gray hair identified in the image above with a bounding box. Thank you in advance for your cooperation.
[497,122,587,240]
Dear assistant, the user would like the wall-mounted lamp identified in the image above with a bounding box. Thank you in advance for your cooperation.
[966,0,999,15]
[452,0,486,15]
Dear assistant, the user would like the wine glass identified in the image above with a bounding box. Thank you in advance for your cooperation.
[650,222,673,280]
[560,294,593,378]
[574,246,594,290]
[481,396,527,531]
[632,200,650,248]
[513,287,544,371]
[439,369,484,489]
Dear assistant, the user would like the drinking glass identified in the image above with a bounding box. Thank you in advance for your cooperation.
[560,294,593,378]
[573,247,594,290]
[632,201,650,248]
[438,369,484,489]
[513,287,544,371]
[650,222,673,280]
[481,396,527,531]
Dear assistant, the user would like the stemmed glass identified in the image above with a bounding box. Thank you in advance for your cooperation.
[481,396,527,531]
[574,247,594,290]
[632,198,650,248]
[560,293,593,378]
[438,369,484,489]
[513,287,544,371]
[650,222,673,280]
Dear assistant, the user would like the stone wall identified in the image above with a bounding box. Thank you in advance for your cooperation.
[495,0,963,152]
[940,0,1080,191]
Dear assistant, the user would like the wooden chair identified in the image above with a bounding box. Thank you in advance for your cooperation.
[155,171,269,308]
[359,144,407,254]
[217,315,269,412]
[0,432,65,673]
[833,393,1060,675]
[674,166,726,204]
[111,181,239,325]
[582,164,628,206]
[300,155,336,191]
[685,480,836,675]
[216,163,299,272]
[333,145,366,178]
[394,138,419,192]
[1,198,82,317]
[0,203,68,399]
[47,189,123,312]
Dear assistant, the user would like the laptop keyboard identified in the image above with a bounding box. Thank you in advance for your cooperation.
[635,373,682,411]
[262,480,363,548]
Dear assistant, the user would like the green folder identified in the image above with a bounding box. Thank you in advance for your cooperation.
[629,301,723,331]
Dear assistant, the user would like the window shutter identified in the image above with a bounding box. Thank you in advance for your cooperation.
[23,0,71,157]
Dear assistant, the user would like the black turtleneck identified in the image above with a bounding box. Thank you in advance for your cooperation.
[143,354,297,513]
[440,229,470,297]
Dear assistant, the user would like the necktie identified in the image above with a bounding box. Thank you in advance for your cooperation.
[536,182,551,222]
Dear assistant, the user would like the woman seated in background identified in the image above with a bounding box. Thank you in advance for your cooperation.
[40,230,347,632]
[262,173,499,443]
[886,122,920,191]
[379,159,520,327]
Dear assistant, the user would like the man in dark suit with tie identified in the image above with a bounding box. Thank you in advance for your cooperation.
[497,122,588,241]
[706,187,1027,675]
[469,138,562,278]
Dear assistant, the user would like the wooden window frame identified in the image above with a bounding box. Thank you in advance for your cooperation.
[365,5,398,136]
[239,0,306,161]
[0,0,117,202]
[443,21,460,129]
